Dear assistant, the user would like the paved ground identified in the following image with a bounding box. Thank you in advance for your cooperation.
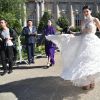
[0,52,100,100]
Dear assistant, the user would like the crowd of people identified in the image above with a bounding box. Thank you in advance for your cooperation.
[0,18,56,76]
[1,5,100,91]
[22,19,56,68]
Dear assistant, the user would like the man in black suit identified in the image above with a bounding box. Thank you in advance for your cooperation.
[22,20,37,64]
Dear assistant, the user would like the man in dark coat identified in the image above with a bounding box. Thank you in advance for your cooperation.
[22,20,37,64]
[0,19,16,75]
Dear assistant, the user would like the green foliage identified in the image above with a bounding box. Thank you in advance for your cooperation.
[38,12,52,33]
[0,0,25,34]
[13,20,22,35]
[70,27,80,32]
[0,12,22,34]
[0,0,25,14]
[57,16,69,30]
[35,45,45,55]
[95,13,100,20]
[17,45,45,60]
[56,25,63,32]
[0,12,16,26]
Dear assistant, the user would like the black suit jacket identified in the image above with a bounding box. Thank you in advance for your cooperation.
[22,26,37,44]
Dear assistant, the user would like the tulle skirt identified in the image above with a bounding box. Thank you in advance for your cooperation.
[46,33,100,86]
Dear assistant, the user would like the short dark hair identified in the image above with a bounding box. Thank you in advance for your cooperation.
[0,19,7,23]
[27,19,33,23]
[82,5,92,11]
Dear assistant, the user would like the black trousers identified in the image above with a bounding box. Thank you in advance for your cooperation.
[0,46,14,71]
[0,47,7,70]
[13,45,17,61]
[6,46,14,70]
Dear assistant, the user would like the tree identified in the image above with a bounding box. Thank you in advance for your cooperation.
[56,16,69,33]
[0,0,25,34]
[95,13,100,20]
[38,11,52,33]
[37,11,52,47]
[0,0,25,17]
[0,12,21,32]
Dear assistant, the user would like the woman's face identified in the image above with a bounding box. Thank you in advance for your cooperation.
[48,20,52,26]
[83,9,92,17]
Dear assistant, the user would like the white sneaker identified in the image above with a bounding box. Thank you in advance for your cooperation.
[47,62,50,67]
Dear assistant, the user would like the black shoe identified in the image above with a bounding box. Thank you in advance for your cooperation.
[8,70,13,74]
[31,61,35,64]
[0,67,3,70]
[28,62,31,65]
[43,66,49,69]
[1,70,7,76]
[43,62,51,69]
[50,63,52,67]
[50,63,55,67]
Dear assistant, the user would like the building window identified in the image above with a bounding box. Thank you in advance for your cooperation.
[45,2,53,14]
[59,2,69,17]
[73,4,82,27]
[26,2,37,25]
[75,14,81,27]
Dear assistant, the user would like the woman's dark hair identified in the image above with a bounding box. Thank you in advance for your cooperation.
[82,5,92,11]
[48,19,52,23]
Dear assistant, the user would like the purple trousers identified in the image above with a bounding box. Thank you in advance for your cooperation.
[45,40,55,64]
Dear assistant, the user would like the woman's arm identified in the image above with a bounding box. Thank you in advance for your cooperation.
[94,18,100,31]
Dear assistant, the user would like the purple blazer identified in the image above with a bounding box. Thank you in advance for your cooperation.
[44,25,55,36]
[44,25,56,48]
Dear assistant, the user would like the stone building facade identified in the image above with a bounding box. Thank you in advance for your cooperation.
[23,0,100,27]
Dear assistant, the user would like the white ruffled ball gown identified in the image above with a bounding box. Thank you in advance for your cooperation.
[46,17,100,86]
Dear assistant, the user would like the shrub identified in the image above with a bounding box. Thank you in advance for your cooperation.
[38,11,52,33]
[70,27,80,32]
[0,12,22,34]
[57,16,69,32]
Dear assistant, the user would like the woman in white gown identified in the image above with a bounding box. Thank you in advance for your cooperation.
[46,6,100,90]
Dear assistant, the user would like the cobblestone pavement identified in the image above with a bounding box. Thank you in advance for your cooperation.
[0,52,100,100]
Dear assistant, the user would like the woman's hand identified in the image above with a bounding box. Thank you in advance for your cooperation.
[6,37,13,41]
[70,34,75,38]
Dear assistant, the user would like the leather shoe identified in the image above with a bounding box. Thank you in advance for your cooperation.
[1,70,7,76]
[8,70,13,74]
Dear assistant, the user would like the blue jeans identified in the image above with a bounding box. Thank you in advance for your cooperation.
[27,43,35,63]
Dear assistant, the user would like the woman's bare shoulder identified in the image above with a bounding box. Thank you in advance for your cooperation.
[93,17,99,23]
